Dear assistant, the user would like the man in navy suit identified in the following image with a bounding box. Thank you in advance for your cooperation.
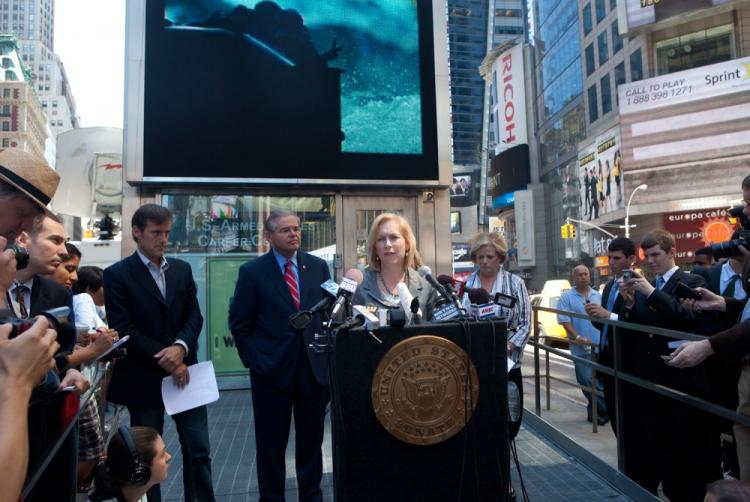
[229,210,331,502]
[105,204,215,502]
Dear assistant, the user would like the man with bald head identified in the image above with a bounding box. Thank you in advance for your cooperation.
[556,264,608,424]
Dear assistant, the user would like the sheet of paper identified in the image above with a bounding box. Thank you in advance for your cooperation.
[161,361,219,416]
[507,357,515,374]
[667,340,687,350]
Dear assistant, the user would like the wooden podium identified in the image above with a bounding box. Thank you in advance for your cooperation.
[330,320,510,502]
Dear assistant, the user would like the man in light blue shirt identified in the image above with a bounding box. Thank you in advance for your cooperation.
[557,264,608,425]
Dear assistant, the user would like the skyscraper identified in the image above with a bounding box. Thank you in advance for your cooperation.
[0,0,78,136]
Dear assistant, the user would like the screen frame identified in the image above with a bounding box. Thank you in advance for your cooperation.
[124,0,451,187]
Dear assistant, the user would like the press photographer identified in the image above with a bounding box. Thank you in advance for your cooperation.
[0,149,62,502]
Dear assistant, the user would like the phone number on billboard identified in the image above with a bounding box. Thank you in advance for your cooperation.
[624,84,693,106]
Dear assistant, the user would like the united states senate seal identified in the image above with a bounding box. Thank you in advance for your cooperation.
[371,335,479,445]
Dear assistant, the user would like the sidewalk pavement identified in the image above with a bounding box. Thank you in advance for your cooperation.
[143,388,630,501]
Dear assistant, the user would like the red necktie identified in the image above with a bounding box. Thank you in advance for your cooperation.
[284,260,300,310]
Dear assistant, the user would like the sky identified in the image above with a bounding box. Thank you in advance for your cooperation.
[54,0,126,128]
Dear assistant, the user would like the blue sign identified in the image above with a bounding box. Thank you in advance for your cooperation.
[492,191,515,210]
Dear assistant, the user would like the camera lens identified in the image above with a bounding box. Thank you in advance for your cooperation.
[6,243,29,270]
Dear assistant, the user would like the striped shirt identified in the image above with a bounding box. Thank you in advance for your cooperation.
[462,270,531,368]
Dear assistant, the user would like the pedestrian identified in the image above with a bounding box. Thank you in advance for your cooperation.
[557,264,608,424]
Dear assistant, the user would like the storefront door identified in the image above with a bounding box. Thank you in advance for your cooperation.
[340,195,418,274]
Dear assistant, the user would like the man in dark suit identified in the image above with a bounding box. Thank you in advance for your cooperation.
[105,204,215,502]
[11,215,89,502]
[618,230,721,500]
[585,237,637,434]
[229,210,331,502]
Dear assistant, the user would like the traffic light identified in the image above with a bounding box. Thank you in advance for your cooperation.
[569,224,576,238]
[561,224,569,239]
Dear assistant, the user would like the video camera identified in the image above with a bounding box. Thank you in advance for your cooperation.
[697,206,750,259]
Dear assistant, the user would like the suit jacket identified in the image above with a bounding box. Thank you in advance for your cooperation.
[104,253,202,406]
[229,250,330,387]
[621,269,710,396]
[352,267,437,321]
[10,275,76,352]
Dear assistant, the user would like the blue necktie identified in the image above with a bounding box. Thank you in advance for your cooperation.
[601,281,619,350]
[656,276,665,290]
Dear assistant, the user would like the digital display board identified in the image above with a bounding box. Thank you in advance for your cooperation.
[142,0,439,182]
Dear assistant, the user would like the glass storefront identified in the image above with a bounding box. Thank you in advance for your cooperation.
[160,194,336,376]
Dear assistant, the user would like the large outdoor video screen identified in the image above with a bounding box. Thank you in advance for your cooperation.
[143,0,438,181]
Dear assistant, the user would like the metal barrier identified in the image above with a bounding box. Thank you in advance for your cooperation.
[529,304,750,473]
[22,361,111,499]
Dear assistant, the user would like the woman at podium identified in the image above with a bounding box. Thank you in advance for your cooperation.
[352,213,437,320]
[462,232,531,436]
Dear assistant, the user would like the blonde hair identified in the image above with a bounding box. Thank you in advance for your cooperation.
[468,231,507,264]
[367,212,423,271]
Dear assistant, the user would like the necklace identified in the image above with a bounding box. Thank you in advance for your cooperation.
[377,270,405,296]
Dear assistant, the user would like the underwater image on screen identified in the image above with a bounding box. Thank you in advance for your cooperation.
[164,0,423,155]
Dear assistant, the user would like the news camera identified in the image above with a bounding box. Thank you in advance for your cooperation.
[6,243,28,270]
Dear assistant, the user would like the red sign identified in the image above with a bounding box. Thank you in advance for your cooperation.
[663,208,737,263]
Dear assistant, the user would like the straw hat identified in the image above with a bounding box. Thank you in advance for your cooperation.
[0,148,59,216]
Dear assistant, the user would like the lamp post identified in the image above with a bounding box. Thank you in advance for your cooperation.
[624,184,648,238]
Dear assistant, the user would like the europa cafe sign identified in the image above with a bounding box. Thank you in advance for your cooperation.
[663,208,738,263]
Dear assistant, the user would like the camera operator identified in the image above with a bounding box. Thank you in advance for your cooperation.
[618,229,721,500]
[0,149,61,502]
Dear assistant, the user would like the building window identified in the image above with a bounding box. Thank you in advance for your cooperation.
[610,0,617,9]
[654,24,734,75]
[1,138,8,147]
[494,26,523,35]
[588,84,598,123]
[611,21,623,53]
[1,57,12,69]
[495,9,522,18]
[583,4,593,36]
[585,43,595,76]
[600,74,612,114]
[2,88,9,98]
[1,105,8,116]
[630,48,643,81]
[4,70,15,81]
[598,31,609,65]
[595,0,606,23]
[614,62,626,87]
[1,121,8,131]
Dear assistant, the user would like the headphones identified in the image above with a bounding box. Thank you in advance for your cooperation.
[117,426,151,486]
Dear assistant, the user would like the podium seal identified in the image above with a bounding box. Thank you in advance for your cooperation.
[371,335,479,445]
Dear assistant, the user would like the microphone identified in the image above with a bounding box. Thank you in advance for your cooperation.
[437,274,466,311]
[396,282,422,324]
[418,265,448,297]
[288,279,340,330]
[329,277,358,318]
[352,305,380,330]
[467,288,497,319]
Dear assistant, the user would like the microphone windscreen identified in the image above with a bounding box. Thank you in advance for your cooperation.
[344,268,364,284]
[436,274,454,286]
[467,287,491,305]
[417,265,431,278]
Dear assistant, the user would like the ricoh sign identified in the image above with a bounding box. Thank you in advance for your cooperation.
[491,43,527,151]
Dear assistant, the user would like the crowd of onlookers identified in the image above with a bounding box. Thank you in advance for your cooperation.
[553,174,750,501]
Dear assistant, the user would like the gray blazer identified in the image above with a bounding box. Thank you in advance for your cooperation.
[352,267,437,321]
